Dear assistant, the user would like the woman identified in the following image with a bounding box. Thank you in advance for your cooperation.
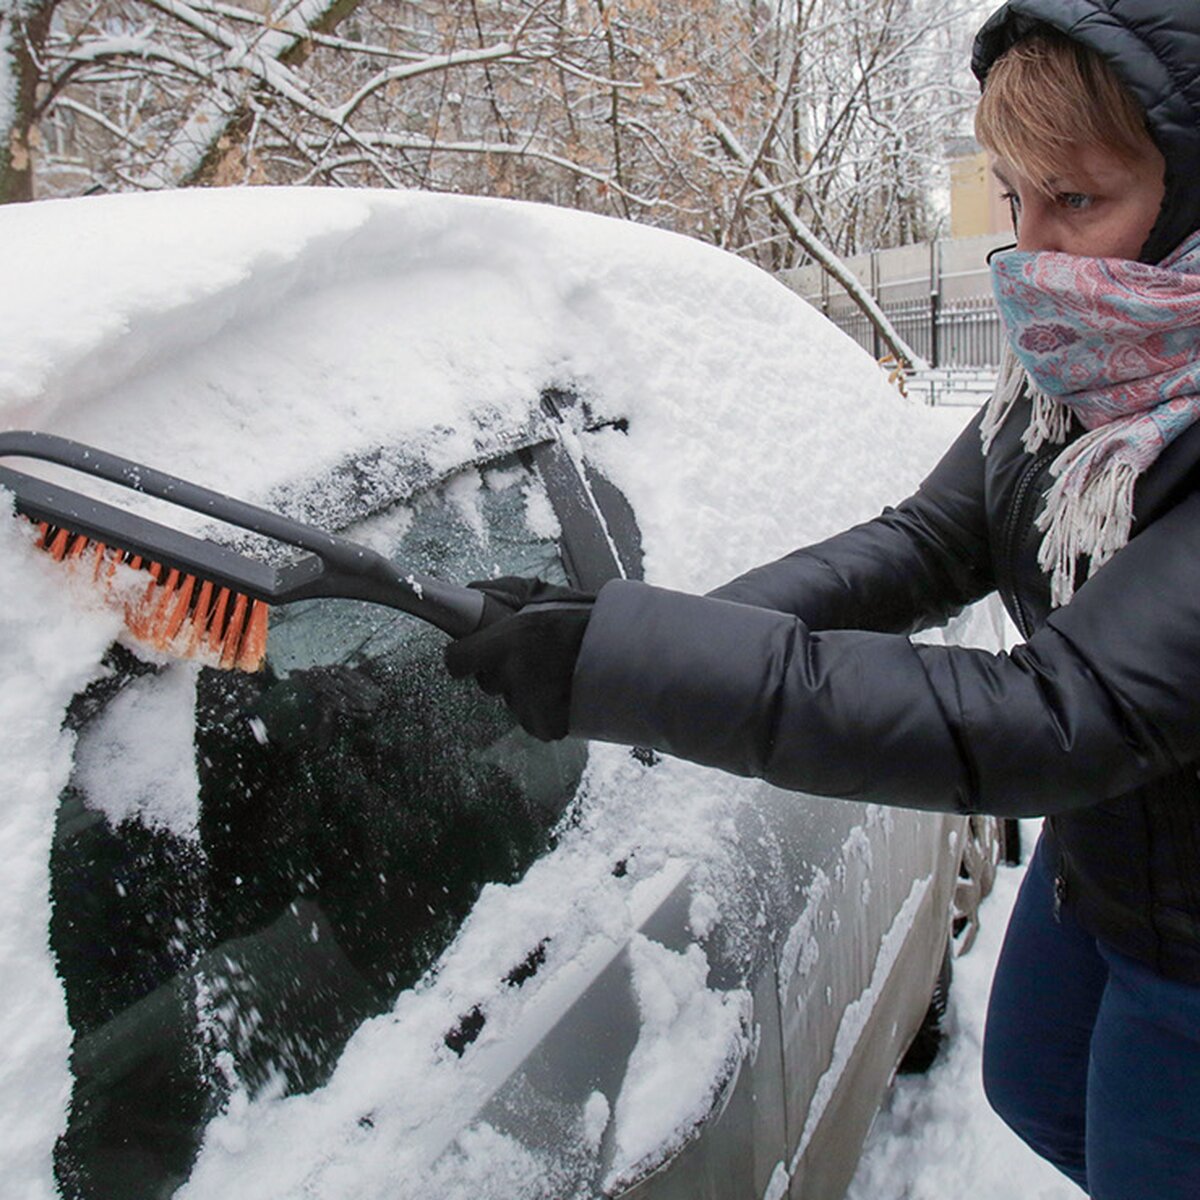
[446,2,1200,1195]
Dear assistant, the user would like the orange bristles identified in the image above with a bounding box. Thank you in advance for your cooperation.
[239,600,269,671]
[47,528,71,560]
[91,541,113,581]
[27,520,269,671]
[220,593,249,669]
[160,573,196,643]
[207,588,231,655]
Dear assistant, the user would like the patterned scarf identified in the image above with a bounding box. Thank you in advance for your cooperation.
[981,231,1200,606]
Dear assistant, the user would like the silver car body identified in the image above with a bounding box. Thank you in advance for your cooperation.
[0,188,1006,1200]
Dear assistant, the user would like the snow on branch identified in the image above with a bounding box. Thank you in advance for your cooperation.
[673,75,924,370]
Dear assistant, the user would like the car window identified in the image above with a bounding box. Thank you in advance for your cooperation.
[50,455,588,1199]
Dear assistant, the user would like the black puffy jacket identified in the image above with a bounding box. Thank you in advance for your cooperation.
[570,1,1200,983]
[571,393,1200,982]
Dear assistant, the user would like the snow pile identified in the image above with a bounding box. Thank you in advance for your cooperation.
[603,935,751,1192]
[0,187,959,1198]
[73,663,202,836]
[0,500,124,1200]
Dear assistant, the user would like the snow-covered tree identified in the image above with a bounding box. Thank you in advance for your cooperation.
[675,0,981,261]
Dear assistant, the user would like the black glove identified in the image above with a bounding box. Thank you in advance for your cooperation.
[445,577,594,741]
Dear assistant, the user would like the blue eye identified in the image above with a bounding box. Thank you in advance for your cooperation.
[1058,192,1093,211]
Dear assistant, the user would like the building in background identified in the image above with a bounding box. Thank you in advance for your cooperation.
[947,136,1012,239]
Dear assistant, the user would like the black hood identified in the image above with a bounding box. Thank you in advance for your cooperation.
[972,0,1200,263]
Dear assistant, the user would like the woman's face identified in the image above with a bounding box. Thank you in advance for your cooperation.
[991,141,1166,260]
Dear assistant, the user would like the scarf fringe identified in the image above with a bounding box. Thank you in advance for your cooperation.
[1023,391,1073,454]
[1035,436,1138,607]
[980,345,1027,453]
[982,345,1134,608]
[980,345,1073,455]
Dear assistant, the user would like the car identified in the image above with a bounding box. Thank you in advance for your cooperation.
[0,187,1011,1200]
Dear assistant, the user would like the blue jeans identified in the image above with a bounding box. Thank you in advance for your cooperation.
[982,833,1200,1198]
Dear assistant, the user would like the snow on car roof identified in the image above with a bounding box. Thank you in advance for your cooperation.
[0,187,955,1197]
[1,186,943,574]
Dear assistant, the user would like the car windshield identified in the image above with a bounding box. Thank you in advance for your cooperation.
[50,455,587,1199]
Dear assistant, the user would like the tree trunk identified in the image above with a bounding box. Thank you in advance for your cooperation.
[0,0,54,203]
[182,0,360,189]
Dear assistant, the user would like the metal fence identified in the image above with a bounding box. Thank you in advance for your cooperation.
[778,232,1013,369]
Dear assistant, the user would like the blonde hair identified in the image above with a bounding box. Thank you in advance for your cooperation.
[975,31,1157,192]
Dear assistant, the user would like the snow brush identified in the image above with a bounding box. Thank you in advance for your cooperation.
[0,430,487,671]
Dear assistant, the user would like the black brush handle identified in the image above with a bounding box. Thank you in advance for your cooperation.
[0,430,487,638]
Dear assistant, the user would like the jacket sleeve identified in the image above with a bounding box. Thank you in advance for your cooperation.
[569,484,1200,817]
[707,409,995,633]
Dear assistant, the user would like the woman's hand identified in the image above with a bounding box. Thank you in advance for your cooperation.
[445,577,594,741]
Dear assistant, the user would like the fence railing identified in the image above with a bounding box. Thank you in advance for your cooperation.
[778,231,1013,369]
